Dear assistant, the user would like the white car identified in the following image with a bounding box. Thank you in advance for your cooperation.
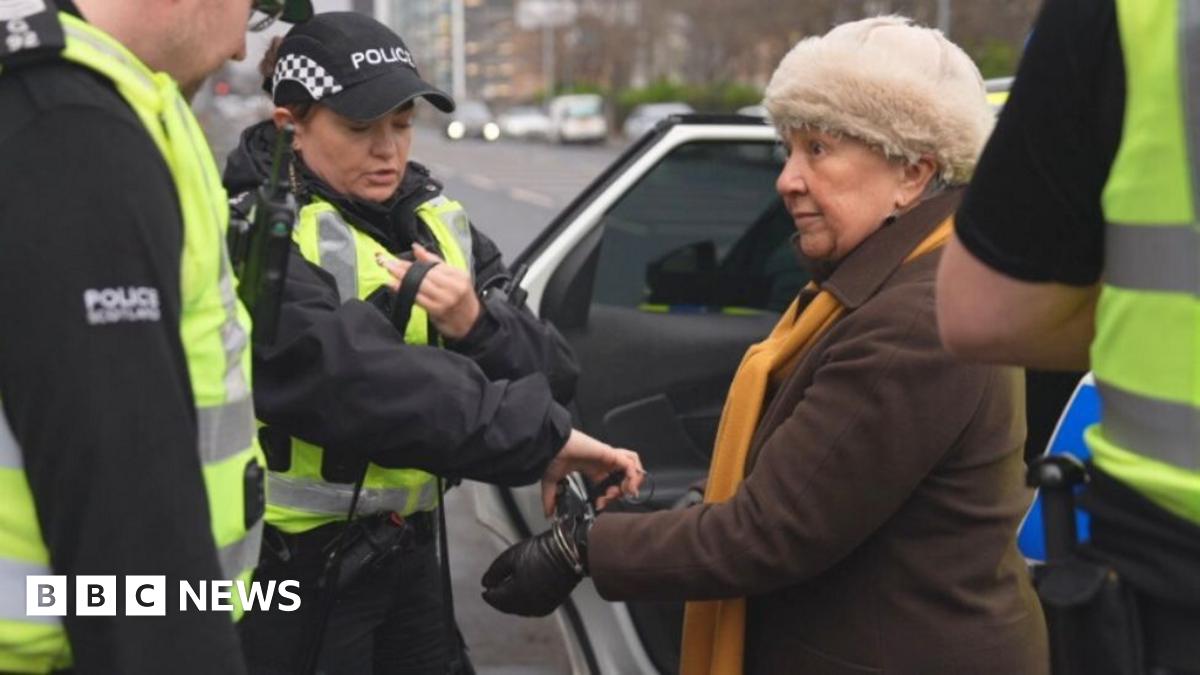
[736,104,768,120]
[548,94,609,144]
[621,102,694,140]
[497,106,553,141]
[472,100,1082,675]
[986,76,1014,112]
[445,99,501,142]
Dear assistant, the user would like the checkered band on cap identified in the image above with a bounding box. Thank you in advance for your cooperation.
[273,53,344,101]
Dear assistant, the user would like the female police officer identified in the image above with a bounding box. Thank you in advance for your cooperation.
[222,12,642,675]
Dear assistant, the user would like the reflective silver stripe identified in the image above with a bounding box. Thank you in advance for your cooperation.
[216,263,252,402]
[170,95,252,403]
[1105,222,1199,293]
[444,207,475,275]
[1182,0,1200,222]
[218,519,263,580]
[419,198,474,276]
[415,479,440,512]
[196,396,255,465]
[0,411,22,470]
[267,473,435,517]
[0,558,59,624]
[1096,379,1200,471]
[316,211,360,303]
[174,96,223,227]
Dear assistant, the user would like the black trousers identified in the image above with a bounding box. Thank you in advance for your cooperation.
[239,518,450,675]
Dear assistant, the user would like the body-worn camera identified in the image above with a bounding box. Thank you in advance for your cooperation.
[329,513,428,592]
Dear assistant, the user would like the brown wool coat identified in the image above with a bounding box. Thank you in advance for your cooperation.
[589,190,1049,675]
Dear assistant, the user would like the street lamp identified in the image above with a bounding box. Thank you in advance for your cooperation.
[516,0,577,104]
[452,0,466,101]
[937,0,951,37]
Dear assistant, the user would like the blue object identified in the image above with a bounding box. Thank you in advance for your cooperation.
[1017,373,1099,561]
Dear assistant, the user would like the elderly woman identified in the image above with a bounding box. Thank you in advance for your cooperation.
[481,16,1048,675]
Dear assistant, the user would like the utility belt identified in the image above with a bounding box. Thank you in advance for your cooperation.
[261,510,435,592]
[1035,547,1200,675]
[1030,458,1200,675]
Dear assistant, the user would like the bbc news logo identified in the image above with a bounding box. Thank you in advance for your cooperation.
[25,576,301,616]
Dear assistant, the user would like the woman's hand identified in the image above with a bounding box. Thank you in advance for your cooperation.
[541,429,644,516]
[377,243,481,339]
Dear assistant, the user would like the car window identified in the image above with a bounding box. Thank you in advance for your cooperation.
[458,101,491,119]
[564,97,602,117]
[592,141,808,314]
[644,103,692,117]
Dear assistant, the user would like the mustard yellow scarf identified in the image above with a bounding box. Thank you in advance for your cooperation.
[679,217,954,675]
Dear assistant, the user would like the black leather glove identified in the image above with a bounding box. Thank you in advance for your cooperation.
[480,521,584,617]
[482,473,597,617]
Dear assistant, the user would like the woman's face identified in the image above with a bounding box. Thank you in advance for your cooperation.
[776,127,931,262]
[283,104,415,203]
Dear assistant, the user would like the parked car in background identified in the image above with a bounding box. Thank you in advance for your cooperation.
[986,76,1013,111]
[621,102,694,140]
[736,103,768,120]
[548,93,609,144]
[445,99,501,141]
[497,105,553,141]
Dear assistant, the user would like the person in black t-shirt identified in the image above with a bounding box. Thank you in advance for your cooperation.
[936,0,1124,368]
[938,1,1200,673]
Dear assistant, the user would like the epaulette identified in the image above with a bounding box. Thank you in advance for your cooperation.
[0,0,65,71]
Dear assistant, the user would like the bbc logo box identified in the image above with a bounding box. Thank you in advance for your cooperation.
[25,575,301,615]
[26,576,167,617]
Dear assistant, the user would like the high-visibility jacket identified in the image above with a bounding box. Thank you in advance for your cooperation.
[263,195,474,534]
[1091,0,1200,525]
[0,13,264,672]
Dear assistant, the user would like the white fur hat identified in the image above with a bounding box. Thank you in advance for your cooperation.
[764,15,992,185]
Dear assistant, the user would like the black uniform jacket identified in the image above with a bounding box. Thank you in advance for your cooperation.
[223,121,578,486]
[0,3,246,671]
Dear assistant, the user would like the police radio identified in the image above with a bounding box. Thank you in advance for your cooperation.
[228,124,297,346]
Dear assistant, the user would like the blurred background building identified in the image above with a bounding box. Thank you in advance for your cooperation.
[200,0,1042,159]
[369,0,1039,117]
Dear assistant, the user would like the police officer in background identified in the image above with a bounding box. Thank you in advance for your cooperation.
[937,0,1200,672]
[0,1,310,673]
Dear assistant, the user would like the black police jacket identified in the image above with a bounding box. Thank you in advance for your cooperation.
[223,121,579,486]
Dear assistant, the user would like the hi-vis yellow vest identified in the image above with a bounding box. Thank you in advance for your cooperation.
[1091,0,1200,524]
[263,195,474,534]
[0,13,264,673]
